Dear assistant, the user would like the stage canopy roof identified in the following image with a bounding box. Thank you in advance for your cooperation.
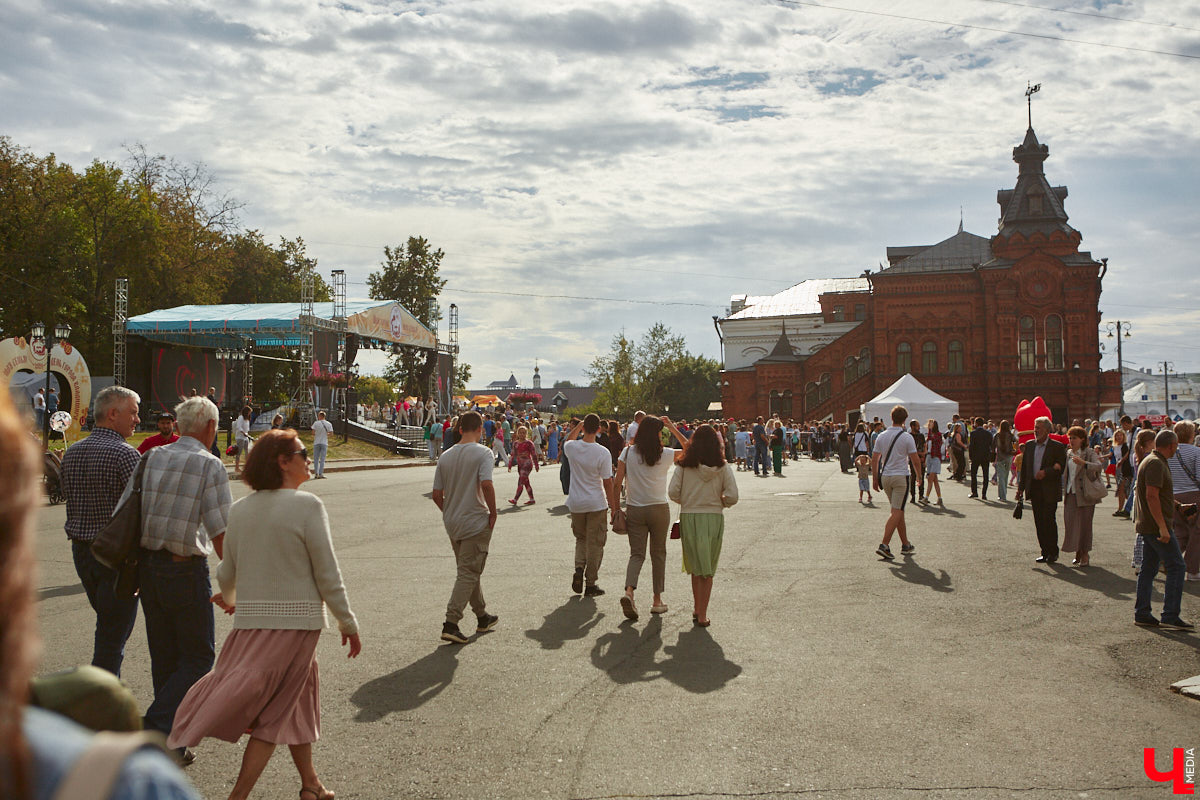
[126,300,437,350]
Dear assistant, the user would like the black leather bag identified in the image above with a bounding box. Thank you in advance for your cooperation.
[1012,499,1024,520]
[91,453,150,598]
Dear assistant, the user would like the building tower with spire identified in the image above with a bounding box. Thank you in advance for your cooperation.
[532,361,542,389]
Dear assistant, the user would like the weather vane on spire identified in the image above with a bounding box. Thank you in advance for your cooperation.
[1025,81,1041,129]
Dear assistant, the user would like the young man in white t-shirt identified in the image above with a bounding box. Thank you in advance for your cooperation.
[871,404,924,560]
[311,411,334,478]
[431,411,499,643]
[563,413,617,596]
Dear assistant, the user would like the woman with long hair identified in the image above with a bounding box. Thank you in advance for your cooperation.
[993,420,1016,503]
[169,428,361,800]
[547,420,560,463]
[1112,428,1132,515]
[605,420,624,470]
[508,425,539,505]
[668,424,738,627]
[924,420,944,506]
[612,415,687,620]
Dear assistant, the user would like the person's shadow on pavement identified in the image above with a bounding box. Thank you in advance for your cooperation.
[525,595,605,650]
[888,558,954,592]
[656,626,742,694]
[590,616,663,684]
[349,646,460,722]
[1043,564,1137,602]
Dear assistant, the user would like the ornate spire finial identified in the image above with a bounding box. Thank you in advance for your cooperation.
[958,206,964,233]
[1025,81,1041,129]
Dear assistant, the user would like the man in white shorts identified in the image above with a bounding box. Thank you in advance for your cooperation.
[871,404,924,560]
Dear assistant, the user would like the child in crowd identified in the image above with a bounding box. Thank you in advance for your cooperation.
[855,453,872,504]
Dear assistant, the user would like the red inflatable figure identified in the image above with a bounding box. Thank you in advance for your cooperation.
[1014,396,1069,445]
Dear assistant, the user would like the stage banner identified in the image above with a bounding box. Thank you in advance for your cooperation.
[347,302,436,350]
[1,336,92,437]
[150,347,226,413]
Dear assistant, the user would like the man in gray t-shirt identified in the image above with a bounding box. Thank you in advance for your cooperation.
[432,411,499,644]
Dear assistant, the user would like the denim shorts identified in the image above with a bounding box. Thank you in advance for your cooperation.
[926,457,942,475]
[858,478,870,492]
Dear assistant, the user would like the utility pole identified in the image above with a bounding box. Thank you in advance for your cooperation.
[1103,321,1132,416]
[1162,361,1175,421]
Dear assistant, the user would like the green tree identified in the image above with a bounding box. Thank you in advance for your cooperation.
[454,362,472,393]
[222,233,331,304]
[368,236,447,396]
[582,323,719,419]
[355,375,396,407]
[553,379,577,388]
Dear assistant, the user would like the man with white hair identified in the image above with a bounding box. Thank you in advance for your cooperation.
[626,410,645,444]
[60,385,142,676]
[1016,416,1068,564]
[123,396,232,755]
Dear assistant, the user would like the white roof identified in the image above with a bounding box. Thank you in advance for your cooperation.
[727,278,870,320]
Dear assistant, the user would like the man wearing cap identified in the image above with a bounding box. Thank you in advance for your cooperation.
[138,412,180,454]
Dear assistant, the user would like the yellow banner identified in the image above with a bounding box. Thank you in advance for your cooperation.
[347,302,437,350]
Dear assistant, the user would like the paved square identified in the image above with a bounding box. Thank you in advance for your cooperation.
[33,458,1200,799]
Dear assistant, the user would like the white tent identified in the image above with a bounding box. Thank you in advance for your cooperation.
[860,374,959,425]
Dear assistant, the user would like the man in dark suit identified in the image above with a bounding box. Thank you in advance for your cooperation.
[968,416,994,500]
[1016,416,1068,563]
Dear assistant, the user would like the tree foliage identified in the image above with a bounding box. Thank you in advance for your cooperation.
[368,236,447,396]
[354,375,396,407]
[584,323,720,419]
[454,363,471,394]
[0,137,330,384]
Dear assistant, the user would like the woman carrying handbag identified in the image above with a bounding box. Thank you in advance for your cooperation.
[1062,425,1105,567]
[668,425,738,627]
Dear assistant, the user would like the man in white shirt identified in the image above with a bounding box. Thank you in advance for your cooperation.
[432,411,499,644]
[626,410,645,444]
[871,405,923,560]
[311,411,334,478]
[564,414,617,596]
[33,388,46,432]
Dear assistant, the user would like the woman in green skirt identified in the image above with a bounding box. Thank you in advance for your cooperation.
[668,424,738,627]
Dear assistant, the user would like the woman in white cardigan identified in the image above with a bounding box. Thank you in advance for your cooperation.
[668,424,738,627]
[169,429,361,800]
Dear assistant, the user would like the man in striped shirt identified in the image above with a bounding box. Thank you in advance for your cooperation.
[60,385,142,676]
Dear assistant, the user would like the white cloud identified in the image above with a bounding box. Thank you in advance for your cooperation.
[3,0,1199,385]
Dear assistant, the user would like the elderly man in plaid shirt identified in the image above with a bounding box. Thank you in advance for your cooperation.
[121,395,232,752]
[60,385,143,676]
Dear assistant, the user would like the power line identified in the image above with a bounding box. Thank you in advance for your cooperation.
[444,286,724,308]
[973,0,1200,33]
[773,0,1200,61]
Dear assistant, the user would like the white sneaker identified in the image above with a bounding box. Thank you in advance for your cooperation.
[1187,572,1200,582]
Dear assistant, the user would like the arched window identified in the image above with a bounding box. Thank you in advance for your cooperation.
[805,381,819,412]
[858,348,871,378]
[818,373,832,403]
[921,341,937,374]
[896,342,912,375]
[1045,314,1063,370]
[844,356,857,386]
[948,340,964,374]
[1018,316,1036,371]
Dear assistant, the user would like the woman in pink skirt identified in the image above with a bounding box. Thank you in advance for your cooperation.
[169,429,361,800]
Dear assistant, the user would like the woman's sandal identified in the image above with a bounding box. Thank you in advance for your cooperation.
[300,787,334,800]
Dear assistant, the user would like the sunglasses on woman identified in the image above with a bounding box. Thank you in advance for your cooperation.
[292,447,308,460]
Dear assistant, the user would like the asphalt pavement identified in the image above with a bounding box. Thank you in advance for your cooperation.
[32,454,1200,799]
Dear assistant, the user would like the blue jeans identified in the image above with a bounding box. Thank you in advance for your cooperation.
[754,443,768,474]
[994,459,1010,501]
[138,549,215,735]
[71,540,140,677]
[313,442,328,476]
[1135,532,1186,622]
[1124,462,1138,513]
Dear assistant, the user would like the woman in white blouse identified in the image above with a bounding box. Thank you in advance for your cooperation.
[169,429,360,800]
[612,415,687,620]
[234,405,252,475]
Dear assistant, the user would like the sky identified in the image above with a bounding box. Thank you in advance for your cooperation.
[3,0,1199,388]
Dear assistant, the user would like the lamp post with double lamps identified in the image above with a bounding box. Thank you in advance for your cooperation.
[215,347,247,448]
[1103,321,1132,416]
[30,321,71,450]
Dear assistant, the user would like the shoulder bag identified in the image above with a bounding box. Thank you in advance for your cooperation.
[90,452,150,599]
[52,730,168,800]
[875,430,904,487]
[1080,450,1109,503]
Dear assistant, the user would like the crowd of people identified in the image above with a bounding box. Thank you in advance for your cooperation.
[5,379,1197,799]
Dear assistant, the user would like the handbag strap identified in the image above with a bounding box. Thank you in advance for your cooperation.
[52,731,165,800]
[1173,447,1200,491]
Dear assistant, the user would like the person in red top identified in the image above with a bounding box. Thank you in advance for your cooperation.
[508,426,539,505]
[137,412,180,454]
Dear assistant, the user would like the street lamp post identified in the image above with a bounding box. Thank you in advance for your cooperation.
[215,346,246,448]
[30,321,71,450]
[1103,321,1132,416]
[1162,361,1176,421]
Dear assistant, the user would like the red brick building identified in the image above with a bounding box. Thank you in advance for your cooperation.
[718,125,1123,423]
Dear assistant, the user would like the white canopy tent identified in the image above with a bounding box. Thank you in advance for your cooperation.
[860,374,959,425]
